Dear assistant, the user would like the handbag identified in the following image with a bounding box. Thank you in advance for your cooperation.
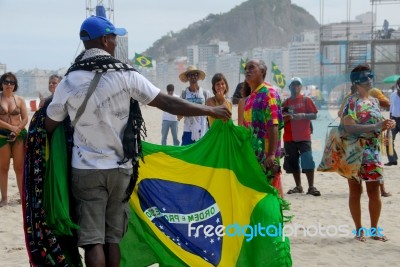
[317,118,364,180]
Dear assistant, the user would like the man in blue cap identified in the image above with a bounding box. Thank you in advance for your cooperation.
[44,16,231,267]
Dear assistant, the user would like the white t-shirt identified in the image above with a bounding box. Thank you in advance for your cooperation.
[162,94,179,121]
[181,87,210,141]
[390,91,400,117]
[47,70,160,169]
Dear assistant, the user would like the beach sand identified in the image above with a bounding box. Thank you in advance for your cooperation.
[1,105,400,267]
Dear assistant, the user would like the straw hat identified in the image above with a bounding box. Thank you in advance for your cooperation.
[179,65,206,82]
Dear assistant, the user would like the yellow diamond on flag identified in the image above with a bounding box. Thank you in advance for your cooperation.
[134,53,153,68]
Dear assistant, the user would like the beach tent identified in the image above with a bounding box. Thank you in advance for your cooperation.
[382,75,400,84]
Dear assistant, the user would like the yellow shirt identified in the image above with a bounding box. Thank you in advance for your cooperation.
[369,88,390,109]
[207,97,232,126]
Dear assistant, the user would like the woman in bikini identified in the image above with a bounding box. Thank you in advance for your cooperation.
[0,72,28,207]
[341,64,395,242]
[206,73,232,126]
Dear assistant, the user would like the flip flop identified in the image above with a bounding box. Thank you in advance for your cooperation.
[354,235,367,242]
[287,186,303,194]
[371,235,389,242]
[306,187,321,196]
[381,192,392,197]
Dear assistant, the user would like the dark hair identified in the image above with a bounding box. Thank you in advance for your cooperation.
[350,64,372,84]
[49,74,63,82]
[350,84,357,94]
[397,77,400,87]
[211,73,229,95]
[0,72,19,92]
[166,84,174,91]
[240,81,251,98]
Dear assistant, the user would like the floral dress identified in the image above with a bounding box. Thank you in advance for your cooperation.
[342,94,384,181]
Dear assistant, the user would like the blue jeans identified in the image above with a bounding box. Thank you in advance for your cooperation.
[181,131,195,145]
[161,120,179,146]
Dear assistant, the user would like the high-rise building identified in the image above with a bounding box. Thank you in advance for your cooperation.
[186,42,231,87]
[115,35,129,63]
[15,69,49,97]
[187,45,199,66]
[215,53,242,98]
[198,44,220,63]
[288,31,320,83]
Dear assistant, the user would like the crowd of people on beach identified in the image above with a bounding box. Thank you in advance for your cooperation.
[1,14,399,267]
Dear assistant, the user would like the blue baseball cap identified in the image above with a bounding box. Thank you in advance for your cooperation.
[80,16,127,41]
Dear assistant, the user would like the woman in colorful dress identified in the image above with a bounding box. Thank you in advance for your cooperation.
[206,73,232,126]
[0,72,28,206]
[341,64,395,241]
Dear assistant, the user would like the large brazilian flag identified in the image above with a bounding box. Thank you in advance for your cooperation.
[120,120,292,267]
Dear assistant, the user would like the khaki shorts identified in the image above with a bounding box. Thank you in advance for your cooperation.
[71,168,132,247]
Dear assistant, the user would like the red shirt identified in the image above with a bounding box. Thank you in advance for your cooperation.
[283,95,318,142]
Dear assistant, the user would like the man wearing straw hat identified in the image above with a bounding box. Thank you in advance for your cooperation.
[178,66,211,145]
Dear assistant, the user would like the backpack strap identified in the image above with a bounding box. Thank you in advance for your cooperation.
[72,72,103,127]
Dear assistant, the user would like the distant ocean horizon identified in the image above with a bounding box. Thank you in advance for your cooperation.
[23,98,338,162]
[22,101,386,167]
[310,109,340,165]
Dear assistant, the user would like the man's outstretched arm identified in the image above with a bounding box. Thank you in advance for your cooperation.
[149,92,231,120]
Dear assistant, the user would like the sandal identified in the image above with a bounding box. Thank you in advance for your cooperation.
[306,187,321,196]
[381,191,392,197]
[371,235,389,242]
[287,186,303,194]
[354,235,367,242]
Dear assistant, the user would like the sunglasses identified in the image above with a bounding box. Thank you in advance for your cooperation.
[187,72,199,78]
[356,72,374,84]
[2,80,16,86]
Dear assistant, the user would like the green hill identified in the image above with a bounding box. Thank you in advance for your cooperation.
[144,0,319,59]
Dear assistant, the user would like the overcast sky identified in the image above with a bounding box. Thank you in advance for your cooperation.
[0,0,399,72]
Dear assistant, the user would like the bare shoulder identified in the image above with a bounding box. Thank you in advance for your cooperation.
[15,94,26,105]
[205,96,215,106]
